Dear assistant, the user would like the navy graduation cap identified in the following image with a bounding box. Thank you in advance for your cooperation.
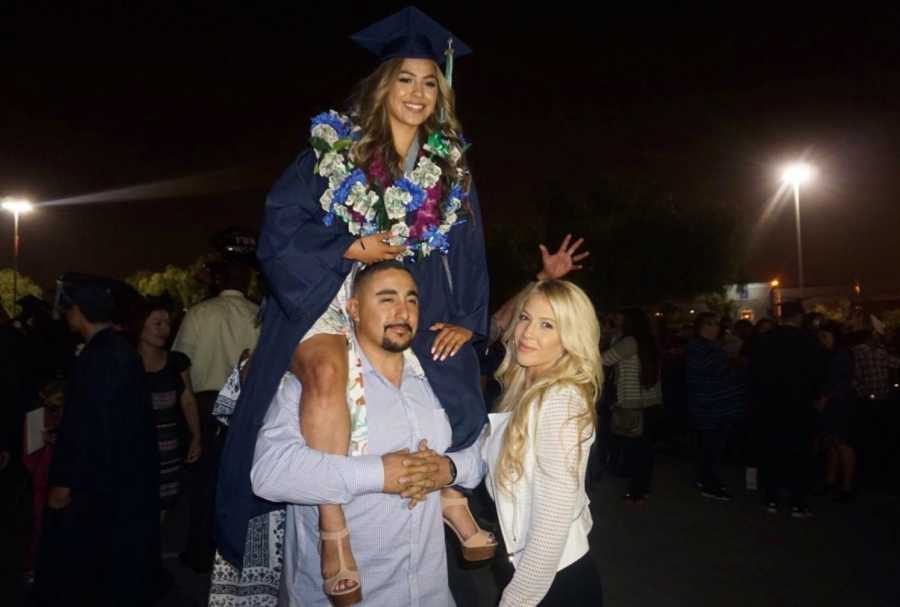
[54,272,140,324]
[351,5,472,67]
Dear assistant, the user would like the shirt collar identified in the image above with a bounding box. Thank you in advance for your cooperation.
[219,289,246,298]
[403,134,420,174]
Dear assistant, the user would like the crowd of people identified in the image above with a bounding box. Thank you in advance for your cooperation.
[2,7,898,607]
[598,301,900,518]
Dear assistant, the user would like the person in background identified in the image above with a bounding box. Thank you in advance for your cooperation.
[849,323,900,491]
[602,308,663,503]
[751,302,821,518]
[132,297,203,520]
[173,259,259,572]
[686,313,744,502]
[33,273,159,606]
[817,323,857,502]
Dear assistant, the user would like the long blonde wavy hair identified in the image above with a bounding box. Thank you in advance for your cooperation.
[493,280,603,495]
[347,57,470,190]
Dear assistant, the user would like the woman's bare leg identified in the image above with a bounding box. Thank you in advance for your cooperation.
[292,334,356,593]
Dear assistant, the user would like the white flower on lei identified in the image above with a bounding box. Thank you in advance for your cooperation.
[410,157,441,189]
[311,123,339,146]
[327,163,351,190]
[384,186,412,220]
[389,222,410,246]
[345,182,369,209]
[319,189,334,212]
[318,151,345,179]
[334,203,352,225]
[438,212,458,234]
[363,192,379,220]
[449,145,462,164]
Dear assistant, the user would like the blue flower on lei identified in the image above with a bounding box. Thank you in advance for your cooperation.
[311,112,352,140]
[333,169,367,205]
[396,178,427,212]
[422,226,450,254]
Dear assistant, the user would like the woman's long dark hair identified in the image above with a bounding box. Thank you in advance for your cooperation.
[619,308,660,389]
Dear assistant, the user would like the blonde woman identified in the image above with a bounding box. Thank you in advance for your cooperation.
[484,280,604,606]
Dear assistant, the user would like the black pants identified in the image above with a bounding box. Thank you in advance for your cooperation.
[698,425,731,490]
[494,550,602,606]
[621,407,662,497]
[624,432,655,497]
[182,391,220,570]
[853,398,897,490]
[760,425,813,507]
[0,462,31,607]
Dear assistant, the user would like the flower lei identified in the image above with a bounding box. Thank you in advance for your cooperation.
[309,110,468,259]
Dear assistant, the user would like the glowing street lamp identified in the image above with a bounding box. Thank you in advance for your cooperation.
[781,163,816,288]
[1,198,35,315]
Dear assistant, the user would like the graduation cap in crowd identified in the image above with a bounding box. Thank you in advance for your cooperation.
[351,6,471,84]
[210,227,257,265]
[54,272,140,325]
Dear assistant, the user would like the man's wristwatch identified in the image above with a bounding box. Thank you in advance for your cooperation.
[444,456,458,487]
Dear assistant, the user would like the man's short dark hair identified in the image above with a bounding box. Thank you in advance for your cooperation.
[351,261,416,296]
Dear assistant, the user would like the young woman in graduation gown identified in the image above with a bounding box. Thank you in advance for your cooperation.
[215,7,495,605]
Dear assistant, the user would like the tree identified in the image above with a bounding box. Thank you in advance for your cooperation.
[0,268,43,317]
[127,256,264,311]
[126,258,209,311]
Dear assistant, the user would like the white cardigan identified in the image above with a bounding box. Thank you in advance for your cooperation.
[483,383,595,607]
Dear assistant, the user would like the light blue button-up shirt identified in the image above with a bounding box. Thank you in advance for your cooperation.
[251,340,486,607]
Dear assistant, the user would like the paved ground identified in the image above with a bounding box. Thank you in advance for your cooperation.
[154,450,898,607]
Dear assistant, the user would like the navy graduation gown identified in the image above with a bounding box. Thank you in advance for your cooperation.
[34,328,160,606]
[216,149,489,566]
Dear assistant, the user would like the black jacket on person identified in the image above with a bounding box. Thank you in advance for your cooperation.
[33,328,160,607]
[749,325,822,430]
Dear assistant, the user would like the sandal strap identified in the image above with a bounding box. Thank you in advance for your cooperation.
[460,530,497,549]
[324,568,361,594]
[320,527,360,594]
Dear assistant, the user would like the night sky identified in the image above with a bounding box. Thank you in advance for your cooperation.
[4,4,900,294]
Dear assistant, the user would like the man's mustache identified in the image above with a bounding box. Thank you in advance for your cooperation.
[384,322,413,333]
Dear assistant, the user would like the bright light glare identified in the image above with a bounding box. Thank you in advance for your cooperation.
[782,163,816,186]
[1,198,34,214]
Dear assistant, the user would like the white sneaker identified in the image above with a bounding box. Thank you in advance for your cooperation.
[745,467,758,491]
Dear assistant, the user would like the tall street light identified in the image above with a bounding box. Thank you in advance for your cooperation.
[1,198,35,316]
[781,163,816,289]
